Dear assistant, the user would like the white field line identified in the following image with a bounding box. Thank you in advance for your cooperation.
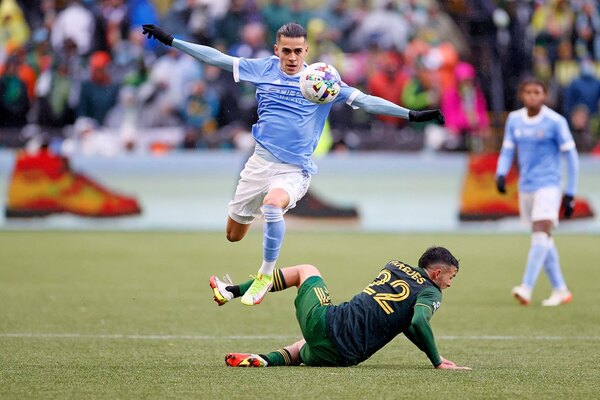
[0,333,599,341]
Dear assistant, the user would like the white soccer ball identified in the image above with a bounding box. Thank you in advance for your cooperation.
[299,62,341,104]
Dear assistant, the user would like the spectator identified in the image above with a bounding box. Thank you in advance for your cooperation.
[306,18,346,70]
[99,0,130,51]
[157,0,193,45]
[573,0,600,61]
[530,0,574,67]
[317,0,355,52]
[50,0,96,56]
[146,44,203,115]
[419,1,469,59]
[440,61,490,152]
[261,0,291,45]
[32,55,76,128]
[1,43,37,101]
[228,22,270,59]
[563,59,600,126]
[104,85,141,151]
[181,79,220,149]
[569,104,597,152]
[111,28,155,84]
[367,50,409,127]
[401,59,442,150]
[216,0,255,49]
[76,50,119,125]
[402,60,441,112]
[289,0,312,32]
[128,0,159,30]
[0,54,30,128]
[0,0,31,55]
[350,1,411,52]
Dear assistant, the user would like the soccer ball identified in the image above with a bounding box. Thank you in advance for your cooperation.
[299,62,341,104]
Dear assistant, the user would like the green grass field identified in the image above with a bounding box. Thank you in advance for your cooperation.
[1,231,599,399]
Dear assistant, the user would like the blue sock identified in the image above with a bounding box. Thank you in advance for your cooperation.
[522,232,551,288]
[259,205,285,276]
[543,238,567,290]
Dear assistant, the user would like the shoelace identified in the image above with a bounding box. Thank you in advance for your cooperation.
[222,274,233,286]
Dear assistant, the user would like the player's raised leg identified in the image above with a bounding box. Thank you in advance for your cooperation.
[210,263,320,305]
[226,217,251,242]
[241,188,289,306]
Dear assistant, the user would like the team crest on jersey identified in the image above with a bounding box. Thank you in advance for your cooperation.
[514,128,522,138]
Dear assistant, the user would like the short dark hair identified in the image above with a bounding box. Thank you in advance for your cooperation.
[276,23,307,43]
[518,77,547,94]
[418,246,459,271]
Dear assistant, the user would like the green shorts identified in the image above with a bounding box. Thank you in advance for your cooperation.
[295,276,343,366]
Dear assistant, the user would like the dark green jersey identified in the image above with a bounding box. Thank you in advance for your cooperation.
[325,260,442,366]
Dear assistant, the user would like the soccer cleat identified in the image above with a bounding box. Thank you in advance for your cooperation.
[511,285,532,306]
[209,274,234,306]
[5,149,141,218]
[240,273,273,306]
[225,353,268,367]
[541,289,572,307]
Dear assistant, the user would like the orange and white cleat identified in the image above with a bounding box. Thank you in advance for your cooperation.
[225,353,268,367]
[542,289,572,306]
[511,285,532,306]
[209,275,234,306]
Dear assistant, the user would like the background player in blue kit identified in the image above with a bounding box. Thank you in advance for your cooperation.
[142,23,445,306]
[496,78,579,307]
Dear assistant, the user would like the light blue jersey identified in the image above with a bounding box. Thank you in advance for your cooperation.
[172,38,412,173]
[496,105,578,194]
[233,56,359,173]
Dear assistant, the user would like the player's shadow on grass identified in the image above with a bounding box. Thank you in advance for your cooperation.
[355,364,431,370]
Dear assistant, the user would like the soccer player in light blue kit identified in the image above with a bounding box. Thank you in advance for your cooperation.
[495,78,579,307]
[142,23,445,306]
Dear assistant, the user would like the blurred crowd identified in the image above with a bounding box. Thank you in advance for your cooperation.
[0,0,599,155]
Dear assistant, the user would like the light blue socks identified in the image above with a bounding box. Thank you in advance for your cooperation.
[543,237,567,290]
[522,232,551,288]
[259,205,285,276]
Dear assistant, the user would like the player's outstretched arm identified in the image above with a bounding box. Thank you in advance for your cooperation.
[350,92,445,124]
[562,148,579,218]
[141,24,235,72]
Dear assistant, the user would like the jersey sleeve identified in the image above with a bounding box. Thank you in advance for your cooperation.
[403,287,443,367]
[555,114,576,152]
[553,114,579,195]
[233,56,274,83]
[336,85,363,109]
[340,88,410,119]
[172,39,235,72]
[496,113,516,177]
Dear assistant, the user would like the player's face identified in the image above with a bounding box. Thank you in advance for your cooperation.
[433,266,458,290]
[520,84,546,111]
[274,36,308,75]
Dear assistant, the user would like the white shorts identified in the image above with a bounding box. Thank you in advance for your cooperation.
[519,186,562,226]
[228,153,311,224]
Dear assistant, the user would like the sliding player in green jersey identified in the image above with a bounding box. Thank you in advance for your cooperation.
[210,246,470,370]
